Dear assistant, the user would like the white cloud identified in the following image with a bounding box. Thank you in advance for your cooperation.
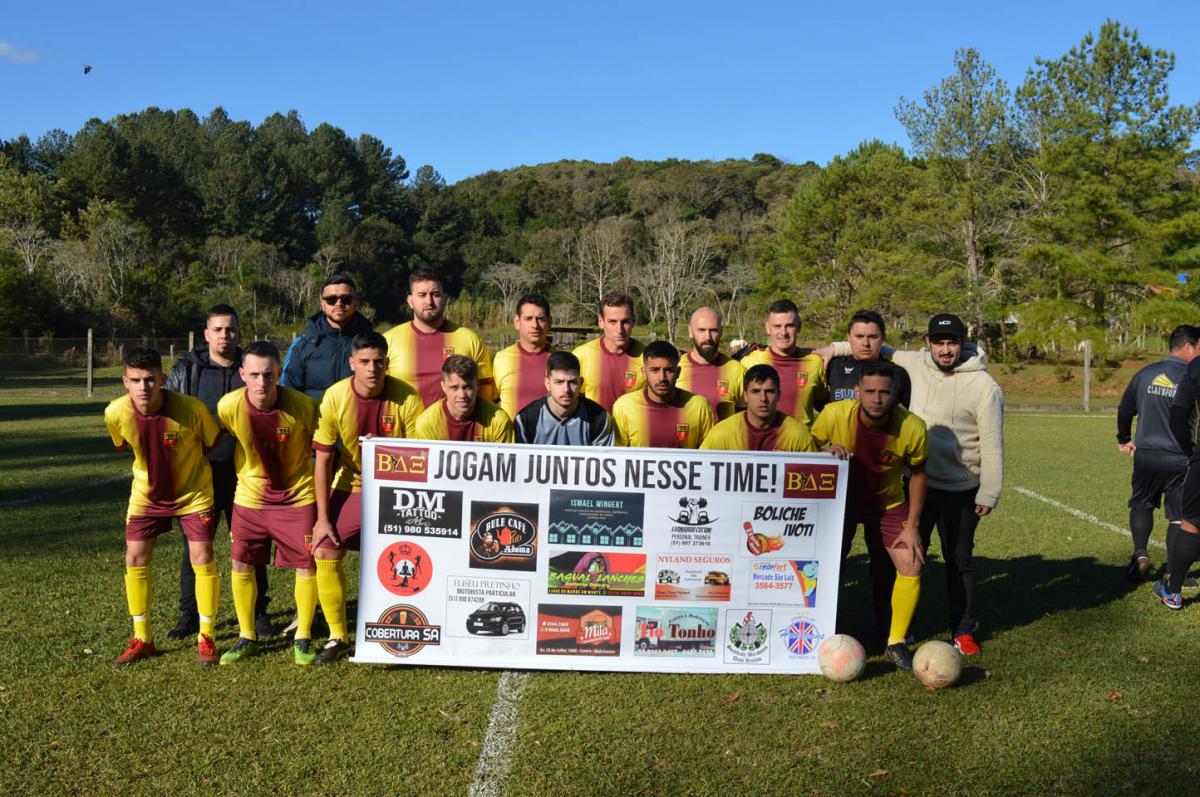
[0,42,39,64]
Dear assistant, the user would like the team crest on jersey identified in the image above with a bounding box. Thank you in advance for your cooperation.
[275,427,291,443]
[624,371,637,389]
[161,432,178,448]
[381,415,397,434]
[675,424,690,443]
[198,510,213,526]
[796,372,809,388]
[879,449,896,464]
[716,379,729,397]
[442,347,455,359]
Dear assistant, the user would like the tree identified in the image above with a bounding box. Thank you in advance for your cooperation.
[631,223,715,342]
[565,217,635,317]
[483,262,535,316]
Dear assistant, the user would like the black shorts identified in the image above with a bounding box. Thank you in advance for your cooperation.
[1181,461,1200,526]
[1130,451,1186,519]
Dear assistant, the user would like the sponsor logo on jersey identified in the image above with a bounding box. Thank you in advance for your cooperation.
[198,509,213,526]
[674,423,690,443]
[364,604,441,657]
[1151,373,1177,389]
[275,427,291,443]
[380,414,397,434]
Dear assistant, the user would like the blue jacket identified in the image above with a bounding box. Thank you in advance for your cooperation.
[281,310,374,401]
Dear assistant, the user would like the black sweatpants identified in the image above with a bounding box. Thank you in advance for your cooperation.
[919,487,981,636]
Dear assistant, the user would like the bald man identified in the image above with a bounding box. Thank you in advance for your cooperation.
[676,307,744,420]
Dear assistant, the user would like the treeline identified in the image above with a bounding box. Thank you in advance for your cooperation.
[2,20,1199,355]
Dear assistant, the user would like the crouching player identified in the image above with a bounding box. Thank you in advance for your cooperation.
[217,341,322,665]
[701,364,815,452]
[810,362,928,669]
[311,332,423,663]
[414,355,516,442]
[104,347,222,664]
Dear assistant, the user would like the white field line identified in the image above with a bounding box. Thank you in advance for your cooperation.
[0,473,127,510]
[1012,485,1165,550]
[469,670,530,797]
[1007,413,1114,418]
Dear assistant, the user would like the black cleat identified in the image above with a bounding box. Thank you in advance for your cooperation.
[315,638,353,665]
[885,643,914,671]
[1125,554,1151,582]
[255,614,280,640]
[167,614,199,640]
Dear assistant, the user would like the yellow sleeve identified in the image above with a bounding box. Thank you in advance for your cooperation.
[104,402,126,450]
[905,415,929,468]
[729,361,746,409]
[413,403,441,440]
[610,397,631,447]
[700,415,736,450]
[809,407,832,447]
[783,417,818,452]
[195,402,221,449]
[313,387,341,448]
[487,406,516,443]
[400,390,424,437]
[694,397,716,444]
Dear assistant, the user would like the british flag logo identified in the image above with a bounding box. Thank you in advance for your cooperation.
[780,618,822,657]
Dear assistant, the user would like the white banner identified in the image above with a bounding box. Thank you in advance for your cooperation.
[353,440,848,674]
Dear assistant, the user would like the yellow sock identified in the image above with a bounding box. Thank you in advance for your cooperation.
[230,570,258,640]
[888,574,921,645]
[315,559,347,641]
[295,573,317,641]
[192,563,220,638]
[125,565,152,642]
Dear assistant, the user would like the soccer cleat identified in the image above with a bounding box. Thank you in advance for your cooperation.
[885,643,914,671]
[953,634,982,656]
[197,634,219,666]
[282,617,299,637]
[315,638,352,665]
[167,614,199,640]
[1125,554,1152,582]
[293,639,317,666]
[219,637,260,665]
[1153,580,1183,610]
[1165,572,1200,590]
[114,638,156,664]
[255,614,280,640]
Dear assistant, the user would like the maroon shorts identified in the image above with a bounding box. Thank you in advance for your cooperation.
[858,504,911,549]
[126,510,215,543]
[231,503,317,569]
[318,489,362,552]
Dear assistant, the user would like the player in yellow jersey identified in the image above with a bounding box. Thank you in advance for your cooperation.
[104,347,222,665]
[216,341,323,666]
[572,292,646,412]
[612,341,715,448]
[701,364,815,452]
[677,306,744,420]
[309,331,423,663]
[383,269,495,407]
[810,362,928,670]
[492,293,555,418]
[414,355,516,442]
[740,299,827,424]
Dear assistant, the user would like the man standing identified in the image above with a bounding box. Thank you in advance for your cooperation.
[573,292,646,412]
[105,347,222,665]
[824,310,910,407]
[414,355,515,443]
[217,342,323,666]
[811,363,928,670]
[514,351,614,446]
[611,341,715,448]
[740,300,828,424]
[165,304,273,641]
[282,274,374,401]
[701,364,815,452]
[493,294,555,418]
[1117,325,1200,581]
[676,306,744,420]
[1155,345,1200,609]
[310,332,424,663]
[384,269,496,407]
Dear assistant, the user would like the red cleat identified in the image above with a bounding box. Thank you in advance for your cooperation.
[114,637,156,664]
[953,634,982,656]
[197,634,219,666]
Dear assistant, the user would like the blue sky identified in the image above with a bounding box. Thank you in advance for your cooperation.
[2,2,1199,183]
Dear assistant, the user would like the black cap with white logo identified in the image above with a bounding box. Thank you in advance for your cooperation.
[927,313,966,339]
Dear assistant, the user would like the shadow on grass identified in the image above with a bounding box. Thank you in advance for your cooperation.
[0,401,112,423]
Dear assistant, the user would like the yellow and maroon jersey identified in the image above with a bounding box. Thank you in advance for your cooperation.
[676,351,744,420]
[611,388,715,449]
[105,391,220,518]
[493,342,554,418]
[313,375,424,493]
[413,397,516,443]
[383,320,495,408]
[700,411,816,452]
[810,400,927,511]
[217,386,319,509]
[573,337,645,413]
[739,347,828,425]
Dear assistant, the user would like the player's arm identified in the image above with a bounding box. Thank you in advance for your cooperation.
[1170,366,1200,457]
[1116,374,1139,453]
[899,463,927,565]
[975,383,1004,514]
[591,412,616,447]
[809,410,850,459]
[311,447,339,549]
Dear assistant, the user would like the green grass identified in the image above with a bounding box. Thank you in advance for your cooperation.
[3,377,1200,794]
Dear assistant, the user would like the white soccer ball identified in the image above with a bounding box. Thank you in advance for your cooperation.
[817,634,866,683]
[913,641,963,690]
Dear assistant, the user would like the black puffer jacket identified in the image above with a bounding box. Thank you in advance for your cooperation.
[280,310,374,401]
[165,342,243,462]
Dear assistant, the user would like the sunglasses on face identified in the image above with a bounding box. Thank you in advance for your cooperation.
[322,294,355,306]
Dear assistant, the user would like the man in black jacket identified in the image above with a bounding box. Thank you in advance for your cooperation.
[165,305,274,639]
[823,310,911,408]
[281,274,374,400]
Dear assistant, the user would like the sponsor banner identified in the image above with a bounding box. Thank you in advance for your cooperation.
[354,441,847,674]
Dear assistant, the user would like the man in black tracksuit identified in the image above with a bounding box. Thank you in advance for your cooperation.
[823,310,911,408]
[1117,325,1200,582]
[164,304,274,639]
[281,274,374,401]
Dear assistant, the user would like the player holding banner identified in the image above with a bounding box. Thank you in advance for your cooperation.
[310,332,423,663]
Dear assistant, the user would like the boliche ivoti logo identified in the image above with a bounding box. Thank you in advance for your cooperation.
[469,501,539,572]
[379,487,462,538]
[374,446,429,482]
[781,463,838,499]
[364,604,441,658]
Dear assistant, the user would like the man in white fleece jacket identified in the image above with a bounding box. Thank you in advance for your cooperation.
[823,313,1003,655]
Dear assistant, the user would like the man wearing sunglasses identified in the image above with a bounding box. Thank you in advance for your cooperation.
[282,274,375,401]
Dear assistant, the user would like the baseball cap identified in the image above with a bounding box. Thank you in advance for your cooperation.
[927,313,966,339]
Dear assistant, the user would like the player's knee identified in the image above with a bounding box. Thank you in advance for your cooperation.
[189,545,214,566]
[230,559,254,573]
[314,547,342,562]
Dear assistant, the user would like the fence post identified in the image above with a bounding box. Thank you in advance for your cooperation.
[169,343,175,361]
[86,328,94,398]
[1077,340,1092,412]
[188,331,194,352]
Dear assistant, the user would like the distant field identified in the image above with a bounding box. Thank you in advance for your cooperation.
[3,372,1199,795]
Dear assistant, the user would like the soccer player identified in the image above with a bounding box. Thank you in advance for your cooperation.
[739,299,828,424]
[611,340,715,448]
[701,364,815,452]
[105,347,222,665]
[514,351,614,445]
[493,293,555,418]
[824,310,911,407]
[414,355,516,442]
[383,269,495,407]
[811,362,928,670]
[676,306,744,420]
[1118,325,1200,581]
[282,274,374,400]
[310,332,423,663]
[1157,347,1200,609]
[217,341,323,666]
[573,292,646,412]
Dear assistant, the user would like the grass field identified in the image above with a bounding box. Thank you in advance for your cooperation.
[3,369,1200,795]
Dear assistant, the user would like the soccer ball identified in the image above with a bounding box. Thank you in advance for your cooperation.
[817,634,866,682]
[913,641,963,690]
